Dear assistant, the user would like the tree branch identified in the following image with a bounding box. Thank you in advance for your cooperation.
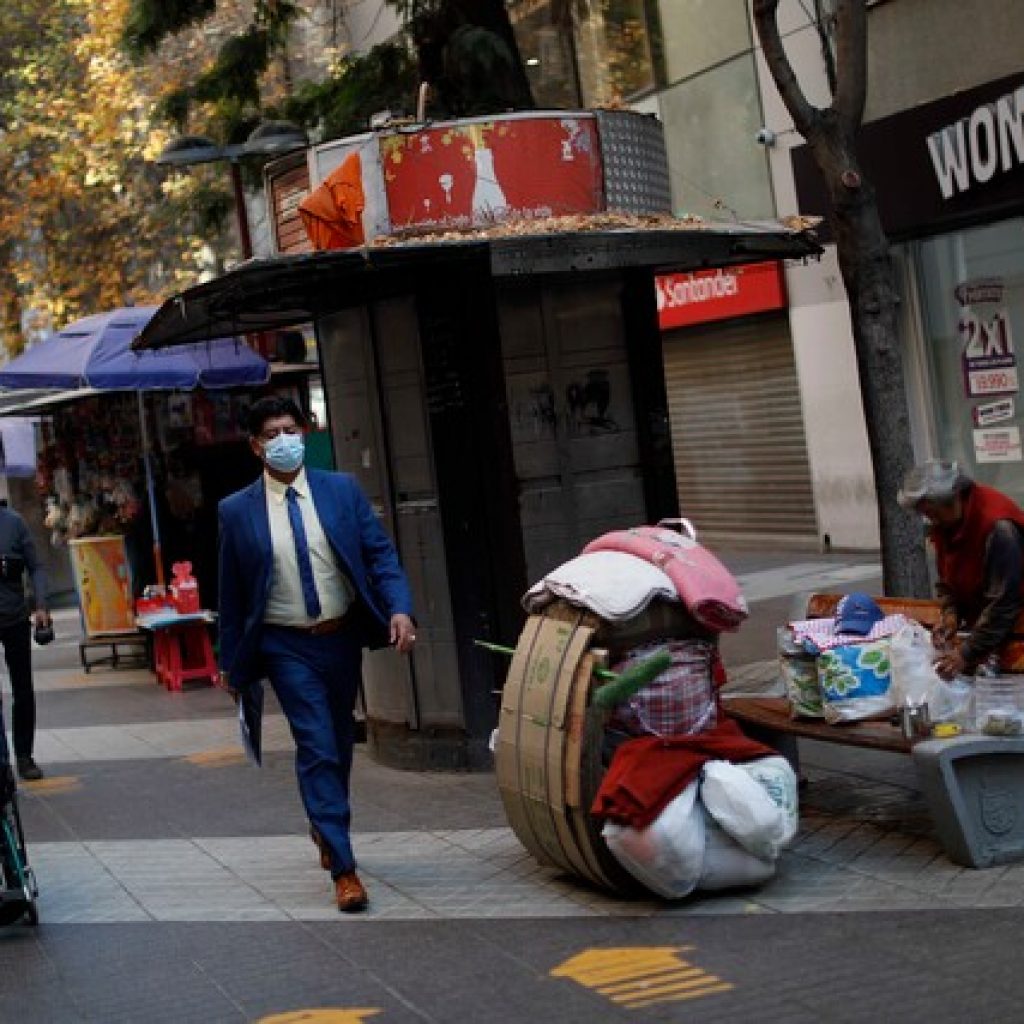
[833,0,867,130]
[752,0,819,139]
[813,0,838,95]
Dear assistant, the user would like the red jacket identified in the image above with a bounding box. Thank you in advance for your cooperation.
[932,483,1024,624]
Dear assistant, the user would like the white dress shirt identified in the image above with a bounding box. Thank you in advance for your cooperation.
[263,470,354,626]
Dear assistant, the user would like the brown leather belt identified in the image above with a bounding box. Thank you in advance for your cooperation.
[280,614,349,636]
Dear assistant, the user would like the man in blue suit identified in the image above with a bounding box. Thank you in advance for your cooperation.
[218,395,415,912]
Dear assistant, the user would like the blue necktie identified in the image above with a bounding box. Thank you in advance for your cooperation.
[286,486,322,619]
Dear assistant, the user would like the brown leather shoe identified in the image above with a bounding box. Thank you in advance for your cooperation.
[334,872,368,913]
[309,826,331,872]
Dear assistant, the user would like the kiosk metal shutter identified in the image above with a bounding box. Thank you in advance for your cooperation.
[663,316,818,547]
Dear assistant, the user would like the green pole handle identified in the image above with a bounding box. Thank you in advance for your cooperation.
[591,650,672,709]
[474,640,672,698]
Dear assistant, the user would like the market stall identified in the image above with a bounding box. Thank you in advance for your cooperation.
[0,306,271,626]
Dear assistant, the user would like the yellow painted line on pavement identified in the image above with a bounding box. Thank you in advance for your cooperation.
[183,748,246,767]
[20,776,81,796]
[551,946,733,1011]
[255,1010,381,1024]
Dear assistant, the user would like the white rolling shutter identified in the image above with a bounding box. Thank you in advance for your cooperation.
[663,315,818,547]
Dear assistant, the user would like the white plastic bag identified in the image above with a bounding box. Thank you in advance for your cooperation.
[930,676,975,726]
[701,759,787,860]
[697,807,777,891]
[890,621,943,706]
[602,780,705,899]
[734,756,799,855]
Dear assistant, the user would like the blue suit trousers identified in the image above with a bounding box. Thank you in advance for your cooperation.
[260,624,362,877]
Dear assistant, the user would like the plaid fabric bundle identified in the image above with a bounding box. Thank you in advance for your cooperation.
[788,613,911,653]
[609,639,717,738]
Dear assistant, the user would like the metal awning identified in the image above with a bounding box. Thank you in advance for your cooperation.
[134,224,822,350]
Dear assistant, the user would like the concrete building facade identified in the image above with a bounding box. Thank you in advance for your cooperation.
[306,0,1024,553]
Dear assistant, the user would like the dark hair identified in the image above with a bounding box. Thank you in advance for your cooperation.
[246,395,307,437]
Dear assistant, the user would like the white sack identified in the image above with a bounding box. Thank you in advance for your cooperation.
[701,759,787,860]
[890,621,943,706]
[697,807,777,891]
[602,780,704,899]
[734,756,799,855]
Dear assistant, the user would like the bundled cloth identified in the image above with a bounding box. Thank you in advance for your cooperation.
[591,718,776,830]
[584,525,747,632]
[609,639,720,738]
[787,613,911,653]
[602,757,799,898]
[522,550,677,621]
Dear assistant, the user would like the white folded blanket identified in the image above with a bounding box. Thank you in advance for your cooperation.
[522,550,679,621]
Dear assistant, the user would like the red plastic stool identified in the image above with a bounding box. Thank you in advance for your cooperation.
[154,620,218,691]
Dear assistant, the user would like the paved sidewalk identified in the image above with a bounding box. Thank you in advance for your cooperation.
[13,549,1019,926]
[8,551,1024,1023]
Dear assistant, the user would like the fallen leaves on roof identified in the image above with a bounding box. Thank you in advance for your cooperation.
[367,210,822,248]
[369,211,709,247]
[780,214,823,231]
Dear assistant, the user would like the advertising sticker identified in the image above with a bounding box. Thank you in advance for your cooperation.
[973,426,1023,463]
[972,397,1015,427]
[958,278,1018,397]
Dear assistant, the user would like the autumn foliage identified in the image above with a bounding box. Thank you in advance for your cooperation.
[0,0,229,354]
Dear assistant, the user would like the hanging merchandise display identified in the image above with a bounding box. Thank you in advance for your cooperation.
[32,384,302,610]
[37,395,144,547]
[0,305,271,590]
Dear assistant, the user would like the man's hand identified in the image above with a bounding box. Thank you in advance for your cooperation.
[934,648,966,681]
[390,613,416,654]
[32,609,51,631]
[932,610,958,651]
[217,670,240,702]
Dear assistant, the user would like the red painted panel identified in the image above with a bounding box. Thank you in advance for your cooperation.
[381,115,604,231]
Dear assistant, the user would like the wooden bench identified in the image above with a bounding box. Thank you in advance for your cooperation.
[725,593,1024,752]
[723,593,1024,867]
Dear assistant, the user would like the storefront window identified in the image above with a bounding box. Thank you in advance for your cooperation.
[654,0,751,87]
[573,0,657,105]
[508,0,657,109]
[508,0,581,108]
[657,53,773,220]
[912,217,1024,504]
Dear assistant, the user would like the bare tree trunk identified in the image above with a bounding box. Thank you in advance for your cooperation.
[753,0,929,597]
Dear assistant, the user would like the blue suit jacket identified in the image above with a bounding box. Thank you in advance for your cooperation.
[218,470,414,757]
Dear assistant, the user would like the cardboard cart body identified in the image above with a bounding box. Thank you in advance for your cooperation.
[136,225,820,771]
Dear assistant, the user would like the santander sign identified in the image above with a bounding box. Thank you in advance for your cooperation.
[655,261,787,330]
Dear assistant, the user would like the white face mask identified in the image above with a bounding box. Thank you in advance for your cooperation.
[262,432,305,473]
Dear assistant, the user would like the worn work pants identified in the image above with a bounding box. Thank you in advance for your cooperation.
[260,623,362,877]
[0,620,34,759]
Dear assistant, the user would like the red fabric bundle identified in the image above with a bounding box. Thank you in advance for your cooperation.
[591,717,776,830]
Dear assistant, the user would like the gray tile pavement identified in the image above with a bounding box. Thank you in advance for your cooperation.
[9,548,1022,930]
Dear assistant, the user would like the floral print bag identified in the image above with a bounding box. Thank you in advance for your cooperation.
[818,638,895,724]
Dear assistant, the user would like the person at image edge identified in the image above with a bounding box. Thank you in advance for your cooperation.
[899,458,1024,680]
[0,501,51,782]
[217,396,415,912]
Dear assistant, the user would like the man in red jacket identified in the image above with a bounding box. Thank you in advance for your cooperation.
[899,459,1024,679]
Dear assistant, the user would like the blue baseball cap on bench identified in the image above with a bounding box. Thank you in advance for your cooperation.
[835,592,884,636]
